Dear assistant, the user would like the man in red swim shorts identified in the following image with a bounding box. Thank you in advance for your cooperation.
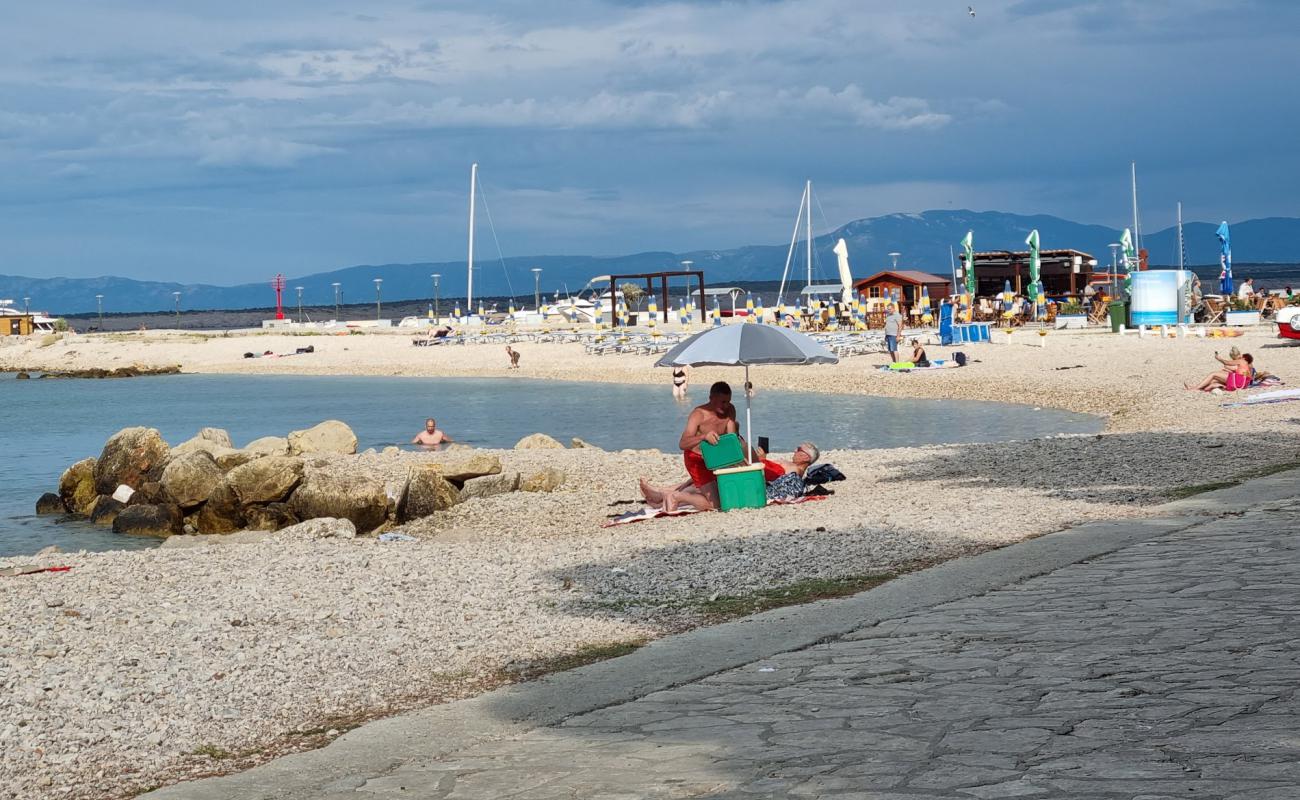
[638,381,738,511]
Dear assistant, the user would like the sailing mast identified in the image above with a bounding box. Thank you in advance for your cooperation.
[1177,201,1185,270]
[777,181,810,306]
[1130,161,1142,262]
[467,162,477,311]
[804,179,813,291]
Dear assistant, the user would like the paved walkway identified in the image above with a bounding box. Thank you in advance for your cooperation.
[151,478,1300,800]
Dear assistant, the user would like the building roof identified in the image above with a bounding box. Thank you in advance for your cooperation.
[855,270,951,286]
[971,248,1095,261]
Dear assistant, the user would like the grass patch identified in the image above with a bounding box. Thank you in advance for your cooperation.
[1164,459,1300,501]
[504,638,649,682]
[189,744,234,760]
[694,574,896,620]
[1164,480,1241,500]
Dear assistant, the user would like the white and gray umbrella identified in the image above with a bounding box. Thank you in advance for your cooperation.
[655,324,838,462]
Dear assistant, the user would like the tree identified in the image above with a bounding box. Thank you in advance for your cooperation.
[620,283,645,309]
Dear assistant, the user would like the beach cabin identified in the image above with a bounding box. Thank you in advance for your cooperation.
[961,249,1098,299]
[1,312,34,336]
[853,270,952,311]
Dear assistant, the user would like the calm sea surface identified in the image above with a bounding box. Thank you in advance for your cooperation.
[0,373,1102,557]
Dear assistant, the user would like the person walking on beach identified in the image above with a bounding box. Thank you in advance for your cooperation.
[671,366,688,400]
[505,345,521,369]
[884,305,904,362]
[412,418,454,446]
[638,381,738,512]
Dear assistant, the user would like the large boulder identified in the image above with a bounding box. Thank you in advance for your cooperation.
[93,427,171,496]
[521,467,566,493]
[287,421,357,456]
[397,466,461,522]
[36,493,66,515]
[244,436,290,457]
[58,457,98,515]
[226,456,304,505]
[514,432,565,450]
[215,449,259,471]
[172,428,234,456]
[570,437,601,450]
[160,451,223,509]
[460,472,521,501]
[196,427,233,448]
[274,517,357,541]
[290,472,387,533]
[113,504,182,537]
[195,482,245,534]
[243,503,299,532]
[437,454,502,485]
[88,496,125,526]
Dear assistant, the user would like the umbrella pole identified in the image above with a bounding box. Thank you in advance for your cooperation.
[744,364,752,464]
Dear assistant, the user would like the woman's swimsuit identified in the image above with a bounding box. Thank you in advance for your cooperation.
[672,369,686,387]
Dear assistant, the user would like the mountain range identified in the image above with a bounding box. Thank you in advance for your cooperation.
[4,210,1298,314]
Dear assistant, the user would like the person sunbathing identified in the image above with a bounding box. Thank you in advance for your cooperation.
[1186,351,1252,392]
[910,339,929,368]
[761,442,819,502]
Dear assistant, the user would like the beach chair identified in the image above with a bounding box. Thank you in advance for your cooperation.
[1087,299,1108,326]
[1201,296,1226,325]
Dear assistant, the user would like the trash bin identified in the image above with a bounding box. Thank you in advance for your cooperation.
[1108,300,1129,333]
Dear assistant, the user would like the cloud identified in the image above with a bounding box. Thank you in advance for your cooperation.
[194,135,338,169]
[787,86,950,130]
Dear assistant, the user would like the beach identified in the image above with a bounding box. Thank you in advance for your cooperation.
[3,326,1300,799]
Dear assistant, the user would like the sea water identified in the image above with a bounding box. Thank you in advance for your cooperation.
[0,373,1102,556]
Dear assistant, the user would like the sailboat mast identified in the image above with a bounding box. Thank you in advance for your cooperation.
[804,179,813,290]
[1130,161,1141,258]
[1177,202,1185,270]
[777,182,808,306]
[467,162,477,310]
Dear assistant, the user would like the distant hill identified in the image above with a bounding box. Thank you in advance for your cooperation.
[4,210,1298,314]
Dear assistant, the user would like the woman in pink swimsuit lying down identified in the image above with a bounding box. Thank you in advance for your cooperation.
[1186,351,1252,392]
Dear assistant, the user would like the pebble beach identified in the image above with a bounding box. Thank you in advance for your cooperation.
[3,325,1300,799]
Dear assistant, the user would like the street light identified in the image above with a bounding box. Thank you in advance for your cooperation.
[531,268,542,311]
[888,252,902,270]
[295,286,304,323]
[95,294,104,331]
[23,297,30,315]
[1108,242,1121,294]
[373,278,383,321]
[331,282,341,319]
[431,273,441,321]
[679,261,693,307]
[172,291,181,325]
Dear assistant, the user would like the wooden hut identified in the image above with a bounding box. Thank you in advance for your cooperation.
[853,270,952,310]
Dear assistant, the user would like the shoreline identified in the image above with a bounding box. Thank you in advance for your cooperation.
[6,325,1300,799]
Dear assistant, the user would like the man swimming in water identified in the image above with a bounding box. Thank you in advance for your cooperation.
[411,418,454,446]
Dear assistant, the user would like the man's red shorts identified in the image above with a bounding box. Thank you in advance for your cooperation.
[683,450,716,488]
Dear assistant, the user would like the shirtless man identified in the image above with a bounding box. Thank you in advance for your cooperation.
[639,381,738,511]
[411,418,453,446]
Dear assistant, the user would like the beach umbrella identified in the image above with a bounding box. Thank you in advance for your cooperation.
[647,296,658,332]
[1217,221,1234,295]
[593,298,604,329]
[1025,228,1043,318]
[655,324,838,463]
[1120,228,1136,297]
[745,292,755,322]
[962,230,976,299]
[755,294,765,324]
[454,303,462,321]
[1001,280,1015,319]
[711,297,722,326]
[919,285,933,324]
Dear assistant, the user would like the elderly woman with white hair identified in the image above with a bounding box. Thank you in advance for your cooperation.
[761,441,819,502]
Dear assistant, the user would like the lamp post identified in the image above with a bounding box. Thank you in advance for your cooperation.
[431,273,441,322]
[172,291,181,325]
[331,282,341,319]
[1108,242,1121,295]
[680,261,693,307]
[373,278,383,321]
[531,268,542,311]
[888,252,901,270]
[95,294,104,331]
[23,296,30,315]
[295,286,304,322]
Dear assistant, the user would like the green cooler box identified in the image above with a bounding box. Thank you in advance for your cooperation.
[714,462,767,511]
[700,433,745,470]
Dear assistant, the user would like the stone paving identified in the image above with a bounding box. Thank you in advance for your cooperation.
[340,503,1300,799]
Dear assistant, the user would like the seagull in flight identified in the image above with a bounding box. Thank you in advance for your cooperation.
[968,5,976,16]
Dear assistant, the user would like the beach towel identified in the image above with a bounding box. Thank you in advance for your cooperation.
[1222,387,1300,408]
[877,360,958,373]
[602,506,706,527]
[768,494,830,506]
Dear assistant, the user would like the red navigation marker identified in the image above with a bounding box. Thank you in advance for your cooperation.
[272,273,286,320]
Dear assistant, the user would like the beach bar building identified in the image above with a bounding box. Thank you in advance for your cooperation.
[853,270,952,310]
[1,312,34,336]
[960,249,1098,297]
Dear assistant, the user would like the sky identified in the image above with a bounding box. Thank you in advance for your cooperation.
[1,0,1297,284]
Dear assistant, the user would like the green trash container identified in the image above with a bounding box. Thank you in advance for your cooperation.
[1108,300,1129,333]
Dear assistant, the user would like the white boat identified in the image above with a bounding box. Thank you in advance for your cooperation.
[548,277,618,323]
